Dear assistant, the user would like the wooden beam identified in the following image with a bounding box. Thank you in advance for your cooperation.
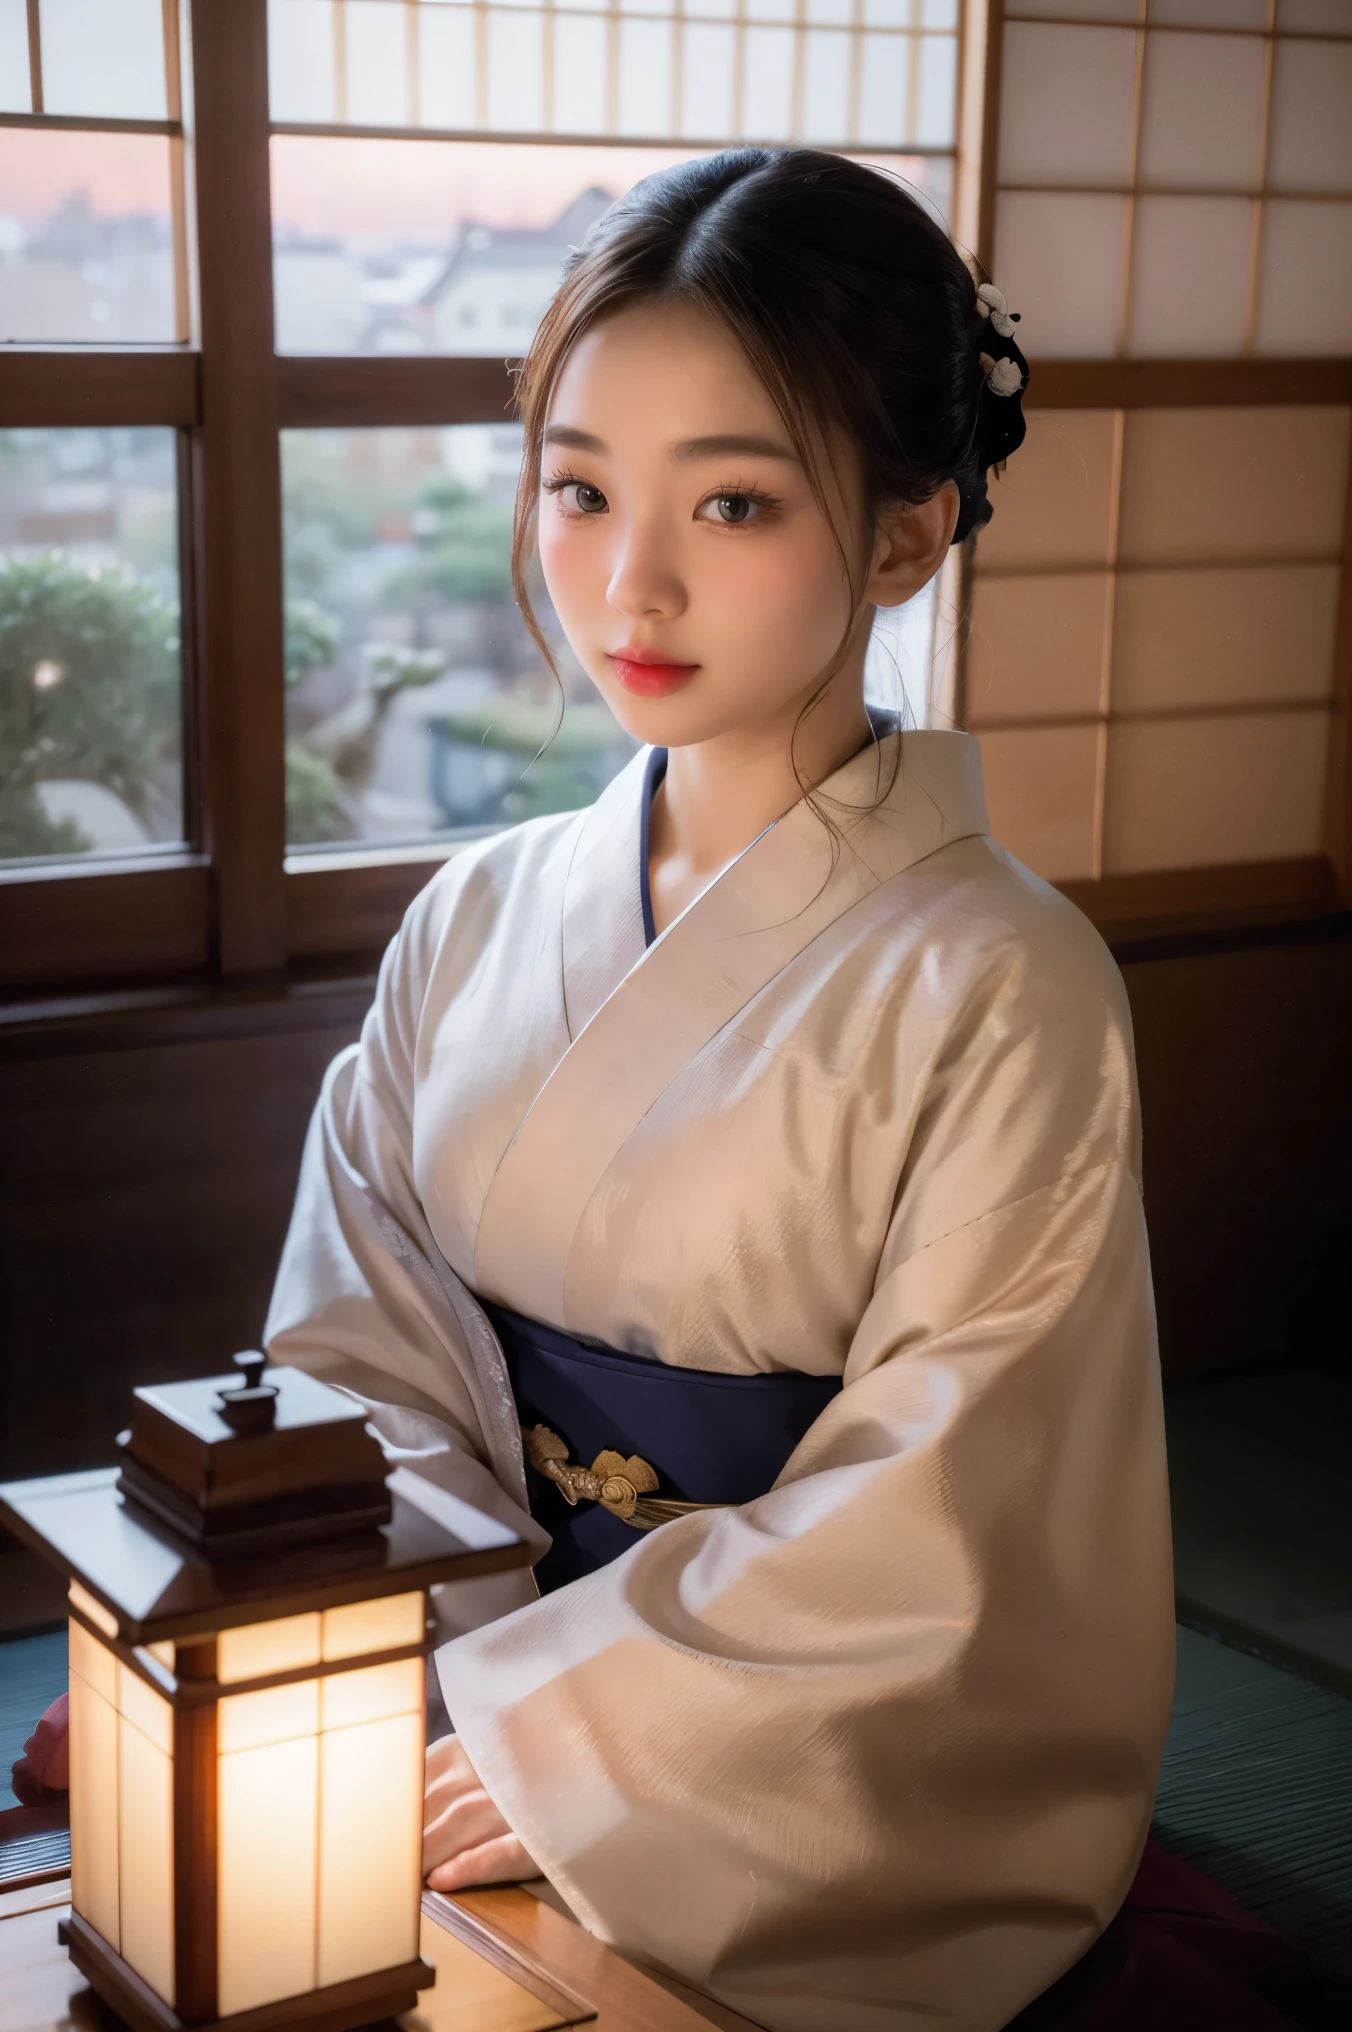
[0,351,199,427]
[1058,855,1334,935]
[285,850,457,959]
[0,859,210,990]
[276,355,519,430]
[1028,358,1352,410]
[189,0,287,974]
[1323,420,1352,904]
[24,0,42,113]
[972,0,1003,277]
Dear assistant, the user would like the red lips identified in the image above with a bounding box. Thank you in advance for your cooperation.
[609,646,699,698]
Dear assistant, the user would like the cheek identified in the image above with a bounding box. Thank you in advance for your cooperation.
[538,515,604,625]
[702,525,850,655]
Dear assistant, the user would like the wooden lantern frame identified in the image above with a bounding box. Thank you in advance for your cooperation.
[1,1449,534,2032]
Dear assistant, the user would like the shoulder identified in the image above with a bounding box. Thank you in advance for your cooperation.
[402,807,582,960]
[885,831,1132,1037]
[850,835,1140,1169]
[363,808,583,1046]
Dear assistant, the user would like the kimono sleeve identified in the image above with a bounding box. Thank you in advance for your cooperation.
[436,912,1175,2032]
[264,882,546,1631]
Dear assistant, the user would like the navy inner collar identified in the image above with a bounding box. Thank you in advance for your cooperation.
[639,746,669,949]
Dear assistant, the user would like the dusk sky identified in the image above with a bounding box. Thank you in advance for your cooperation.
[1,128,936,246]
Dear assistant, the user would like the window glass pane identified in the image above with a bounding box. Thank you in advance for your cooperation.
[272,137,705,353]
[271,135,947,354]
[0,130,178,343]
[281,424,637,849]
[38,0,167,121]
[0,0,29,114]
[0,428,183,867]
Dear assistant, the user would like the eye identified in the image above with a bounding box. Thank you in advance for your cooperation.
[696,492,763,526]
[547,478,608,516]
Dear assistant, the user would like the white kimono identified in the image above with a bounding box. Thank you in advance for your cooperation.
[265,728,1174,2032]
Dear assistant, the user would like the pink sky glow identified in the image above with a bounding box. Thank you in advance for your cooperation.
[0,127,935,246]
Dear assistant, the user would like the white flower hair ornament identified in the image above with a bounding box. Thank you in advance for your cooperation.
[976,283,1019,339]
[979,352,1025,397]
[972,277,1029,467]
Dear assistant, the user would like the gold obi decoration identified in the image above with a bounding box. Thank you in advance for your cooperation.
[522,1425,723,1532]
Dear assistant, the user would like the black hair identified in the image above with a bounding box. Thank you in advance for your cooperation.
[513,145,1029,628]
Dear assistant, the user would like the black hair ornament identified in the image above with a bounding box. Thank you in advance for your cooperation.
[974,281,1029,468]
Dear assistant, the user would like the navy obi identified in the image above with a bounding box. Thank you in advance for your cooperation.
[483,1303,843,1592]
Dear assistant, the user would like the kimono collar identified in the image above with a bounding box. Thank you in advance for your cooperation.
[475,728,989,1327]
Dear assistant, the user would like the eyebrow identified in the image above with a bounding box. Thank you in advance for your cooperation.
[542,425,799,464]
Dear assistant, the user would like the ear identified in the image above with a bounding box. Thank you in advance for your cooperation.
[864,483,960,608]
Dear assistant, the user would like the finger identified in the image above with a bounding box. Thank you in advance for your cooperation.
[426,1833,537,1892]
[424,1734,471,1785]
[423,1789,511,1874]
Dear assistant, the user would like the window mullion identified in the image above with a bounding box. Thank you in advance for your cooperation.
[188,0,288,975]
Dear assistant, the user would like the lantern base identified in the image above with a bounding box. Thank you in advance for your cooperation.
[59,1912,435,2032]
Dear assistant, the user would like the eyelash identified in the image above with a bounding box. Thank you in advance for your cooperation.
[541,471,782,527]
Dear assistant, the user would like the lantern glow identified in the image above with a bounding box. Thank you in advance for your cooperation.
[1,1358,533,2032]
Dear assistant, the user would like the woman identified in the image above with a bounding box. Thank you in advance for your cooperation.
[266,150,1173,2031]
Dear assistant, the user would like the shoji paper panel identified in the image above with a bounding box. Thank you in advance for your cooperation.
[117,1705,175,2003]
[1150,1,1269,23]
[316,1711,424,1988]
[1103,712,1330,870]
[1256,202,1352,355]
[1266,38,1352,193]
[1128,196,1252,355]
[1137,30,1267,189]
[68,1651,120,1950]
[998,23,1139,185]
[967,574,1111,724]
[1005,0,1137,18]
[1112,565,1341,710]
[976,411,1120,573]
[975,726,1100,882]
[1116,408,1351,565]
[994,194,1130,358]
[217,1735,321,2015]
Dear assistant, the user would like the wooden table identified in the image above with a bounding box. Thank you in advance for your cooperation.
[0,1877,763,2032]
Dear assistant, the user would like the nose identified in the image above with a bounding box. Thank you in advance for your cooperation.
[606,512,686,623]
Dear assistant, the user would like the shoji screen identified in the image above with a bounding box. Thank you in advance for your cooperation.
[968,0,1352,923]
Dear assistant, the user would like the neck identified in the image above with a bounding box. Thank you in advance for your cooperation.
[645,658,872,934]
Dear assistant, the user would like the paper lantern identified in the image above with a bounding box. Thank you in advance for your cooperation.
[0,1353,533,2032]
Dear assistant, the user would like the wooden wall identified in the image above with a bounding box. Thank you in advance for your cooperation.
[2,928,1348,1628]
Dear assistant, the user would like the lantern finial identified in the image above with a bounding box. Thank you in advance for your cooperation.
[215,1350,277,1433]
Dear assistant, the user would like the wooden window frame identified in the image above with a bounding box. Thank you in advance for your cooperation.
[1,0,1348,998]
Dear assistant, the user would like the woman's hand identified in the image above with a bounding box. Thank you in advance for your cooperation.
[423,1733,538,1892]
